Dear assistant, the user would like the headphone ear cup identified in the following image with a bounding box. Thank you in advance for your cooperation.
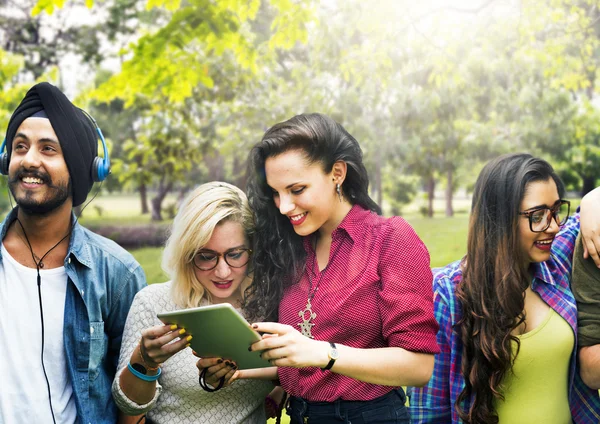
[0,152,8,176]
[92,156,102,182]
[92,156,110,182]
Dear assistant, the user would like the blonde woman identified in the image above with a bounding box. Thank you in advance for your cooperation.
[112,182,274,423]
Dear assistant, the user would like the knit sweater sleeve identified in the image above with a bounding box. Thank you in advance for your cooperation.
[111,285,164,414]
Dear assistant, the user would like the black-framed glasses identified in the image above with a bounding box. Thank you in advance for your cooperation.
[518,200,570,233]
[192,248,252,271]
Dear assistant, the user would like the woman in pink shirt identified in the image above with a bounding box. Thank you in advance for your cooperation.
[242,113,439,423]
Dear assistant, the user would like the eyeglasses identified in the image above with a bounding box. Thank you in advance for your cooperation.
[518,200,570,233]
[192,248,252,271]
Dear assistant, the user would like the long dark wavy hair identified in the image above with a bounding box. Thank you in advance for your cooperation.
[455,153,565,423]
[244,113,381,321]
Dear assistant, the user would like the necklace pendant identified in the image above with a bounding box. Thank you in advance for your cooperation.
[298,298,317,339]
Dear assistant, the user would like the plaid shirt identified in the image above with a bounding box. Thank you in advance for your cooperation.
[408,213,600,423]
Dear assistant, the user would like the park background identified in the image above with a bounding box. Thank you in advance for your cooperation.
[1,0,599,422]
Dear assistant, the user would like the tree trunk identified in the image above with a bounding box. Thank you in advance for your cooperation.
[376,151,382,210]
[427,176,435,218]
[445,168,454,217]
[582,176,595,197]
[139,183,149,215]
[207,153,225,181]
[232,155,245,189]
[151,180,173,221]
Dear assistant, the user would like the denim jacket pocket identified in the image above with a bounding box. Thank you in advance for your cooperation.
[89,321,105,381]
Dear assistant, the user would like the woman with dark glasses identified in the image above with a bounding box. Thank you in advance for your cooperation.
[112,182,275,423]
[408,153,600,423]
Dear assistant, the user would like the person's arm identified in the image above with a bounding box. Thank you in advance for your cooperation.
[112,287,188,414]
[408,274,455,423]
[249,322,433,387]
[579,186,600,267]
[579,345,600,389]
[117,412,145,424]
[107,264,147,372]
[118,323,190,404]
[195,355,278,387]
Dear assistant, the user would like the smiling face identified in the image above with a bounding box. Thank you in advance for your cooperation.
[193,220,249,305]
[518,178,562,266]
[8,117,71,216]
[265,149,350,237]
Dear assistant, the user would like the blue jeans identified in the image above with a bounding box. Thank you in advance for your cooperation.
[287,389,410,423]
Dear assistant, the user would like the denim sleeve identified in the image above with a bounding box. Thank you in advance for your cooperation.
[408,275,454,423]
[106,264,147,372]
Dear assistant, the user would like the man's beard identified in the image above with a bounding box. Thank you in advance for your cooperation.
[8,170,71,216]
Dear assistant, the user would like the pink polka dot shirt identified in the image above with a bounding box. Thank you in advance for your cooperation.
[278,205,440,401]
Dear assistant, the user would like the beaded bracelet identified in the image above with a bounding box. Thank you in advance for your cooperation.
[128,362,162,382]
[139,340,160,371]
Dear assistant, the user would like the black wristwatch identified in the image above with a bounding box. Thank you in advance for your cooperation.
[321,342,339,371]
[131,362,148,375]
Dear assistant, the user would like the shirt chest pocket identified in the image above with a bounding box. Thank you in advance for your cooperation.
[89,321,105,381]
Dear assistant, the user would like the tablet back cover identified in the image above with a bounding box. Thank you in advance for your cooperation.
[157,303,271,369]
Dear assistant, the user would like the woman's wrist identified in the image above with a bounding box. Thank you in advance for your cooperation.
[138,339,161,371]
[315,340,334,368]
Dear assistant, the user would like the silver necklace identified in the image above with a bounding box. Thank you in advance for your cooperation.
[297,238,343,338]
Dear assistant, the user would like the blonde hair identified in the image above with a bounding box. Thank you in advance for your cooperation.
[162,181,254,308]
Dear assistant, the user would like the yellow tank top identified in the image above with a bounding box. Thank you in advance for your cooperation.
[494,308,573,424]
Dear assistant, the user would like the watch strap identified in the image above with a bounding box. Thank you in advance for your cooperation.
[321,342,337,371]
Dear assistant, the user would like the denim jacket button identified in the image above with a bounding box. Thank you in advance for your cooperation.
[90,326,94,335]
[68,257,71,264]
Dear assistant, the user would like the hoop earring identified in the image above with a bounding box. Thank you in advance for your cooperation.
[336,183,342,202]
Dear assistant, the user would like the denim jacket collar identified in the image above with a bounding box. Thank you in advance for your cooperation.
[0,207,92,269]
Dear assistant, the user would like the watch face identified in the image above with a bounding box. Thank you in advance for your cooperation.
[330,348,339,360]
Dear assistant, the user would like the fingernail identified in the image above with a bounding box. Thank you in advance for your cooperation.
[170,324,177,330]
[192,350,197,355]
[179,328,186,335]
[217,359,223,363]
[186,335,192,341]
[251,324,258,329]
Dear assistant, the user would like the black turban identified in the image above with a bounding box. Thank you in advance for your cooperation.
[5,82,98,207]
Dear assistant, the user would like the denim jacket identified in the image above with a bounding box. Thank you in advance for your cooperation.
[0,208,146,424]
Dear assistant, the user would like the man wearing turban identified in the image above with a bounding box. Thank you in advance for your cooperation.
[0,82,146,424]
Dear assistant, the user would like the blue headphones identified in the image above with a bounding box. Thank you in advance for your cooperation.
[0,109,110,182]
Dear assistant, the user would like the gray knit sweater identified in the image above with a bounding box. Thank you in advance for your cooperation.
[112,282,273,423]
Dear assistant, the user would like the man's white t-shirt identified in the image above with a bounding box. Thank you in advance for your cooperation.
[0,244,77,423]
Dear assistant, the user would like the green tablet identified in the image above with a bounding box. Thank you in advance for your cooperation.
[157,303,271,369]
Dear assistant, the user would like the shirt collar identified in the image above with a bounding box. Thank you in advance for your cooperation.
[302,204,370,252]
[531,256,561,287]
[335,204,370,242]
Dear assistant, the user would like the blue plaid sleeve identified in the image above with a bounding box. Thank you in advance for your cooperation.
[408,272,456,423]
